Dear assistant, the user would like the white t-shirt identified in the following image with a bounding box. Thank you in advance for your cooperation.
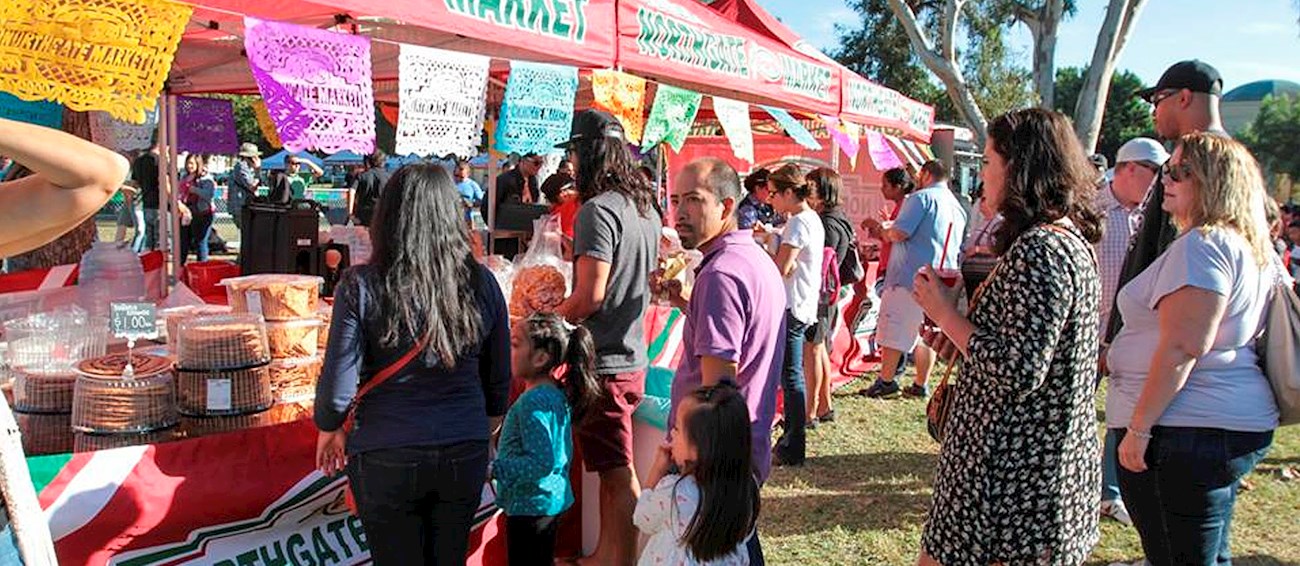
[1106,228,1279,432]
[781,208,825,325]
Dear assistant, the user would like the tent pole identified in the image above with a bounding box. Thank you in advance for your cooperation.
[165,94,183,282]
[155,94,172,285]
[486,141,498,256]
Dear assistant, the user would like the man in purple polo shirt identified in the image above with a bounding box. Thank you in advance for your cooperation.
[657,158,786,475]
[655,157,785,563]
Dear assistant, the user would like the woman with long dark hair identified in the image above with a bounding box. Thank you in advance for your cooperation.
[805,167,851,426]
[556,109,662,566]
[912,108,1104,566]
[314,163,511,565]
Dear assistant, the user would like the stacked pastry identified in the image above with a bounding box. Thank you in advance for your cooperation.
[509,265,567,318]
[220,274,327,404]
[12,369,78,414]
[72,353,178,434]
[161,305,232,357]
[174,313,273,416]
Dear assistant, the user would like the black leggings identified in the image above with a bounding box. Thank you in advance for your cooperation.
[506,514,559,566]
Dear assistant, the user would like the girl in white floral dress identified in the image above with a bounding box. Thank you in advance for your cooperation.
[634,382,757,566]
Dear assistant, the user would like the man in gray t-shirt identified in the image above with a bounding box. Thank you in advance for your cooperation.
[574,190,660,372]
[556,109,661,566]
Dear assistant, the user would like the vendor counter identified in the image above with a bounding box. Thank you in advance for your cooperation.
[12,287,876,565]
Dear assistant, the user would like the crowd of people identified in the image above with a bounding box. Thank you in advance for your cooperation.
[303,60,1293,566]
[0,54,1291,566]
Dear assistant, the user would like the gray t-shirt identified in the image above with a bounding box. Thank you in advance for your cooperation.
[574,191,662,374]
[1106,228,1279,432]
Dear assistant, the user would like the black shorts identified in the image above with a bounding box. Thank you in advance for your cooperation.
[805,299,840,348]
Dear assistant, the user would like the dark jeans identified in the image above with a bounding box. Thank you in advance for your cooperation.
[747,528,765,565]
[347,441,489,566]
[506,514,559,566]
[180,212,213,263]
[143,208,159,250]
[1116,427,1272,566]
[775,311,809,464]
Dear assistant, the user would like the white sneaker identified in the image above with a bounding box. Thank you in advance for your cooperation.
[1100,498,1133,526]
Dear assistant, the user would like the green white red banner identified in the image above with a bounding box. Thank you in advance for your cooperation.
[841,73,935,143]
[27,419,504,565]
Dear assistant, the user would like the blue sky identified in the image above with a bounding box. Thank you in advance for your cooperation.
[761,0,1300,92]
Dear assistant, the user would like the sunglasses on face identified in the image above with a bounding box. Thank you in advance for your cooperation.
[1162,161,1192,183]
[1150,89,1180,108]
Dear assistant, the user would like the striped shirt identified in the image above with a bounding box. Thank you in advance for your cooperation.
[1094,184,1142,340]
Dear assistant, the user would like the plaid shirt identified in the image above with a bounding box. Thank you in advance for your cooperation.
[1094,183,1142,338]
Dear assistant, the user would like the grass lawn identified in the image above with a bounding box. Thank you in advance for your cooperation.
[760,375,1300,566]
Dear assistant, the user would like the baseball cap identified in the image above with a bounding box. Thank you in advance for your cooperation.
[554,109,625,149]
[1138,60,1223,102]
[237,142,262,158]
[1115,137,1170,165]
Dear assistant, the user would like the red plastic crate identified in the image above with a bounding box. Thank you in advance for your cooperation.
[182,260,240,297]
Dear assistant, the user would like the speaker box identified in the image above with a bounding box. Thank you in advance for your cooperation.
[239,201,322,276]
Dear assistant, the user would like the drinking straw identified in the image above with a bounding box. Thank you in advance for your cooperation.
[938,223,954,269]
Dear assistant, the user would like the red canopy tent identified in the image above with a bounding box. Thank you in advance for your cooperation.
[615,0,841,116]
[707,0,935,141]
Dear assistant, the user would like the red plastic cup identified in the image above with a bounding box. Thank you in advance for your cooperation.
[935,267,960,288]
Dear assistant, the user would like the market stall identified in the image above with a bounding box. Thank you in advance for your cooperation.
[0,0,934,562]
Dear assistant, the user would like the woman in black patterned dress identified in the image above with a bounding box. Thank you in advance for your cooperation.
[912,108,1104,566]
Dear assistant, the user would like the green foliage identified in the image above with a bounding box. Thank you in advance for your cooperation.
[831,0,954,121]
[1238,93,1300,202]
[831,0,1036,128]
[1053,67,1155,161]
[960,11,1036,119]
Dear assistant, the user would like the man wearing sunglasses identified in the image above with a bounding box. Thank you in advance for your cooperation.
[494,152,543,208]
[1105,59,1229,344]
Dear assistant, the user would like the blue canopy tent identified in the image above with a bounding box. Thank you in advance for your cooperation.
[324,150,364,165]
[468,154,505,168]
[260,149,325,170]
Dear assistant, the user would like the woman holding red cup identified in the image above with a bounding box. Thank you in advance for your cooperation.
[911,108,1105,566]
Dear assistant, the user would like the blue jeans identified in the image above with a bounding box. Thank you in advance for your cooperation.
[346,441,489,565]
[775,311,809,464]
[1116,427,1272,566]
[1102,427,1121,502]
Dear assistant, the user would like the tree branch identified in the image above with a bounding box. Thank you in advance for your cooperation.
[883,0,989,145]
[940,0,963,64]
[1111,0,1149,62]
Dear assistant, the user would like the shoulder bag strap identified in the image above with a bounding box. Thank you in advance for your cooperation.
[342,334,430,431]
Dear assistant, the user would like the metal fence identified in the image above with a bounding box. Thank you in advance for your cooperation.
[95,186,351,251]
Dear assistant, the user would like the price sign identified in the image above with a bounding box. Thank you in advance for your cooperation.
[110,302,158,340]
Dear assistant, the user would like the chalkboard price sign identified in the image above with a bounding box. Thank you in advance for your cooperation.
[110,302,158,339]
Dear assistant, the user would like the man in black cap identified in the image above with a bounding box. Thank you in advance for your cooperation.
[1105,59,1229,344]
[555,109,661,566]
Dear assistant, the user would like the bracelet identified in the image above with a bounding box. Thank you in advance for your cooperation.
[1127,427,1153,440]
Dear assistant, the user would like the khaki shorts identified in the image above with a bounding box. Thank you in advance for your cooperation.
[876,286,925,352]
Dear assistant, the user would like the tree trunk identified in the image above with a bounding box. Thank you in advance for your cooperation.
[884,0,990,147]
[1073,0,1148,153]
[1031,0,1065,108]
